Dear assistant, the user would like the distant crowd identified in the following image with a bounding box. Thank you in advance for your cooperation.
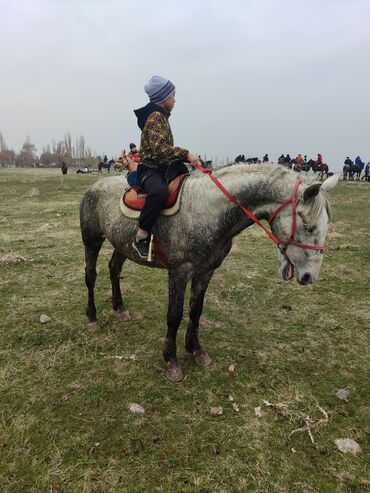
[235,153,323,168]
[233,153,370,180]
[343,156,369,181]
[59,146,370,182]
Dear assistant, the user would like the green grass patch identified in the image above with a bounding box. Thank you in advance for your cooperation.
[0,168,369,492]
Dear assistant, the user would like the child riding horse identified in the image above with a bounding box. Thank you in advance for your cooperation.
[132,75,201,260]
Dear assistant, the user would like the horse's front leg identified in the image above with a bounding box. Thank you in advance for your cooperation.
[164,268,188,382]
[185,270,214,367]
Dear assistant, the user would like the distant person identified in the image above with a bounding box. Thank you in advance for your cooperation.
[295,153,303,169]
[355,156,363,166]
[303,154,307,163]
[61,161,68,175]
[103,155,108,163]
[262,153,269,162]
[316,153,323,167]
[361,162,370,180]
[278,154,285,164]
[284,154,292,165]
[124,151,140,188]
[128,143,140,164]
[344,157,353,166]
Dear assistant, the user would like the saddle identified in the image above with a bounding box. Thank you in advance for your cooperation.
[120,174,189,219]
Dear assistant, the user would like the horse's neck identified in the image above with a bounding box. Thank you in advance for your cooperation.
[202,169,292,241]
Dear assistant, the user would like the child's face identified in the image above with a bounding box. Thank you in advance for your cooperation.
[162,92,176,111]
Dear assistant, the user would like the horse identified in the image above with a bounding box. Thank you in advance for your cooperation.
[80,164,339,382]
[343,164,351,180]
[351,163,364,180]
[343,163,362,181]
[98,159,115,173]
[305,160,329,180]
[293,162,311,173]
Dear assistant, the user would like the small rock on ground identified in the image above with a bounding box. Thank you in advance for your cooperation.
[210,406,224,416]
[40,314,51,324]
[129,403,145,414]
[335,438,361,455]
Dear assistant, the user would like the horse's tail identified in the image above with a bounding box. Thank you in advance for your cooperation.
[80,189,105,245]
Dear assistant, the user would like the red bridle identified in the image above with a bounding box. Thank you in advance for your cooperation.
[195,166,325,255]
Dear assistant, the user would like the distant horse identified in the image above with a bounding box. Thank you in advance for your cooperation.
[351,163,364,180]
[80,165,338,382]
[98,159,115,173]
[306,160,329,180]
[343,164,351,180]
[297,162,311,173]
[343,163,363,181]
[246,157,260,164]
[234,155,260,164]
[292,159,310,173]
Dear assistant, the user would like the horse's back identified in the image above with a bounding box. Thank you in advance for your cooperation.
[85,175,128,197]
[80,176,129,223]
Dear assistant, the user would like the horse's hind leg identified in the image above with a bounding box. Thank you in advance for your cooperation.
[109,249,131,322]
[83,236,104,332]
[185,271,214,367]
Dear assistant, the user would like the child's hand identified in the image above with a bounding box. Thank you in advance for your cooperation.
[187,152,201,167]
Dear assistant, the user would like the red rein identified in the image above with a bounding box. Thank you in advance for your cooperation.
[195,165,325,255]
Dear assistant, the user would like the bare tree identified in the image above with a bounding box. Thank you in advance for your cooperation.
[16,136,38,167]
[79,135,85,161]
[0,132,16,166]
[0,132,7,152]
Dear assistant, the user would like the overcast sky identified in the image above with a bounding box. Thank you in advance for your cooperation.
[1,0,370,170]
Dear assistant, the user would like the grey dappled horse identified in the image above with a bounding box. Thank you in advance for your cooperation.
[80,165,339,382]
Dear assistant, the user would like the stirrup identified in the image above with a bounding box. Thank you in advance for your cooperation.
[148,234,154,262]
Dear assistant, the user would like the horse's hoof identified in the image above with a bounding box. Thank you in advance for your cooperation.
[87,321,101,332]
[116,309,131,322]
[165,362,184,382]
[193,350,212,367]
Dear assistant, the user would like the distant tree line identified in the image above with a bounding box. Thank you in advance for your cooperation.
[0,131,101,168]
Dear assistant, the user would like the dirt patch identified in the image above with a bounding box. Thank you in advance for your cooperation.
[28,187,40,197]
[0,252,31,264]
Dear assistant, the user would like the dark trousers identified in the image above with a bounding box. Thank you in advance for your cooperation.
[137,165,167,233]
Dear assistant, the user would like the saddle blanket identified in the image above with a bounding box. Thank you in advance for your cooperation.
[120,174,188,219]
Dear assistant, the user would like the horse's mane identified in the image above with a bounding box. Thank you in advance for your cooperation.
[213,163,331,225]
[308,190,331,227]
[214,163,283,179]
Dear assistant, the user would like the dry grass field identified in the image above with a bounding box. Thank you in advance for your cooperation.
[0,168,369,492]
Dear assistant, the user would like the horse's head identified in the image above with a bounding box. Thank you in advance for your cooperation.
[271,175,339,285]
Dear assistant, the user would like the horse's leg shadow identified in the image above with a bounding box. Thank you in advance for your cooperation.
[185,271,214,368]
[163,269,188,382]
[109,249,131,322]
[83,235,105,332]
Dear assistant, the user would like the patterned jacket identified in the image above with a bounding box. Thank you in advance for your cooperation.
[134,102,188,168]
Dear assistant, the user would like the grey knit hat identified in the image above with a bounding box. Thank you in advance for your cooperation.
[144,75,176,104]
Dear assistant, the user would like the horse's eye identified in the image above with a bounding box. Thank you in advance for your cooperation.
[304,224,316,233]
[302,223,308,230]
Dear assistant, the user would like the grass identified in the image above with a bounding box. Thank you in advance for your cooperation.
[0,168,369,493]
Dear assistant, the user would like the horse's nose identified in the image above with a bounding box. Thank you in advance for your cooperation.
[301,273,313,285]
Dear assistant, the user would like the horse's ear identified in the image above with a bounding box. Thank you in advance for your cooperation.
[321,174,339,192]
[303,183,321,202]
